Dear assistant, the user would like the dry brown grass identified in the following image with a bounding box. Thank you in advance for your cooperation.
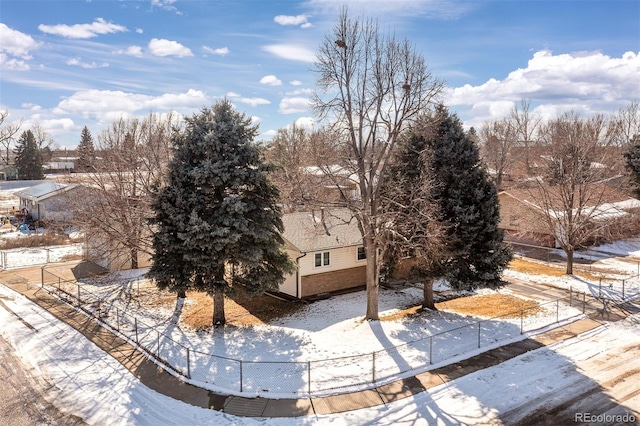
[380,293,541,322]
[149,289,305,329]
[437,293,541,318]
[509,258,606,281]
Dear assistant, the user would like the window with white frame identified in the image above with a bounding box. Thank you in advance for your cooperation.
[357,246,366,261]
[314,251,330,267]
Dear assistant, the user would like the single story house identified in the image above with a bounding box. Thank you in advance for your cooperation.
[280,208,366,298]
[15,181,80,222]
[499,185,640,247]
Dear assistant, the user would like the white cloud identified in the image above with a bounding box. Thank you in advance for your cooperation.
[290,80,303,86]
[136,28,143,34]
[274,14,311,27]
[203,45,229,56]
[294,116,316,129]
[66,57,109,69]
[53,88,208,121]
[0,54,30,71]
[305,0,474,19]
[263,44,316,62]
[114,46,143,57]
[148,38,193,57]
[226,92,271,108]
[279,97,311,114]
[0,24,38,58]
[21,103,41,111]
[260,75,282,86]
[151,0,181,14]
[38,18,127,39]
[287,88,314,96]
[447,50,640,126]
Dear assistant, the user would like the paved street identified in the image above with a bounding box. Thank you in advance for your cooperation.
[0,333,86,426]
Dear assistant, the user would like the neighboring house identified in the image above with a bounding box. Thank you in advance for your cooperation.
[43,157,76,174]
[86,236,153,272]
[15,181,80,222]
[499,185,640,247]
[280,208,366,298]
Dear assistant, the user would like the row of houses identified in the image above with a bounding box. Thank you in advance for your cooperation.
[16,181,640,299]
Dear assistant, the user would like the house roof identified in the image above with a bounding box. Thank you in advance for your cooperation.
[282,208,363,252]
[499,184,640,221]
[15,181,77,202]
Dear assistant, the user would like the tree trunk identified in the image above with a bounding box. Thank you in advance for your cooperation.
[566,248,574,275]
[177,290,186,299]
[364,237,379,320]
[130,247,138,269]
[212,289,226,327]
[422,278,437,310]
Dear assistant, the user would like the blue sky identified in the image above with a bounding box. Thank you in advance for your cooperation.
[1,0,639,149]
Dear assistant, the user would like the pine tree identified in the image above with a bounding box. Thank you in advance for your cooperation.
[14,130,44,180]
[381,126,446,309]
[624,137,640,198]
[425,106,511,290]
[147,101,294,326]
[76,126,96,172]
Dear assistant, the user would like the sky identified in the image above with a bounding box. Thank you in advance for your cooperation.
[1,0,639,149]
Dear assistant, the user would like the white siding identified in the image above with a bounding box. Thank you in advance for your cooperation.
[280,249,301,297]
[299,245,363,277]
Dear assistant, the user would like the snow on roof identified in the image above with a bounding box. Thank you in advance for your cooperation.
[282,208,363,252]
[15,181,77,201]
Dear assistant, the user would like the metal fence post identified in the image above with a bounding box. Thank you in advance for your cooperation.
[622,280,625,299]
[134,317,138,343]
[372,352,376,383]
[599,277,602,298]
[429,335,433,365]
[116,308,120,332]
[477,322,481,348]
[520,310,524,334]
[569,287,572,306]
[239,360,243,392]
[77,284,81,304]
[187,348,191,379]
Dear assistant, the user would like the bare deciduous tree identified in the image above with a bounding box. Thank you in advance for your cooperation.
[312,9,444,319]
[480,118,516,190]
[68,113,179,270]
[528,112,621,274]
[0,109,22,166]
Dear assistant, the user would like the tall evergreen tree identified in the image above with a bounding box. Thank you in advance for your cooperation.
[381,125,446,310]
[624,137,640,198]
[425,106,511,290]
[147,101,294,326]
[76,126,96,172]
[14,130,44,180]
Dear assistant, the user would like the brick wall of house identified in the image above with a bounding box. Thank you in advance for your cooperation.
[301,266,366,298]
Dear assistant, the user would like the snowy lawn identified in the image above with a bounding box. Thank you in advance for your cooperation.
[506,236,640,302]
[1,283,638,425]
[43,267,583,397]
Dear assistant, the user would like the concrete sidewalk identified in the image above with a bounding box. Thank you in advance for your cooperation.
[0,263,617,418]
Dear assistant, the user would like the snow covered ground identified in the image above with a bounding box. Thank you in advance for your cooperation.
[506,236,640,302]
[1,283,638,425]
[43,268,583,397]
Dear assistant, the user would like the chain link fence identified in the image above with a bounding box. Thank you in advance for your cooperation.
[39,266,614,397]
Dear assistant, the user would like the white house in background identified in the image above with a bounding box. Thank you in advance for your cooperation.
[15,181,79,222]
[280,208,366,299]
